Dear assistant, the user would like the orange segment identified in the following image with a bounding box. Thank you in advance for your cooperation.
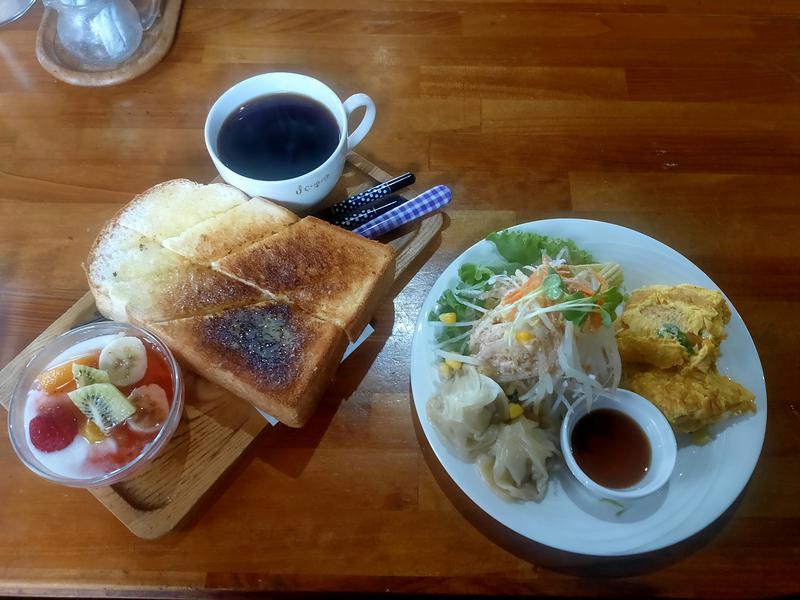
[81,420,106,444]
[35,354,98,393]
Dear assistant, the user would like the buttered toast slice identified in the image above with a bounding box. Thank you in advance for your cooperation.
[162,197,298,264]
[213,216,395,340]
[116,179,248,241]
[147,301,349,427]
[86,221,264,323]
[85,224,188,319]
[109,264,264,323]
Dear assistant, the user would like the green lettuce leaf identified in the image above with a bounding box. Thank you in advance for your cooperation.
[428,287,483,354]
[458,262,522,286]
[428,288,477,323]
[487,230,593,265]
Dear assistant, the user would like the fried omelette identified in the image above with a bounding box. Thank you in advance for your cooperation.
[616,284,730,372]
[617,284,755,440]
[622,367,756,435]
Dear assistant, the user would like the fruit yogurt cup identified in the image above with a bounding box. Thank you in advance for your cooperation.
[7,322,183,487]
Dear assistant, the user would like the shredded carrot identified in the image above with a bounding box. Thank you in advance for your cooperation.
[594,270,608,291]
[587,312,603,331]
[566,278,595,296]
[501,271,544,305]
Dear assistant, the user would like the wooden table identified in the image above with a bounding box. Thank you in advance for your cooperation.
[1,1,798,598]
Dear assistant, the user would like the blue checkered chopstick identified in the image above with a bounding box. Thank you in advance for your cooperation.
[352,185,451,239]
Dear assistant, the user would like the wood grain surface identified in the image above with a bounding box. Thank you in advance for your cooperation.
[1,1,799,598]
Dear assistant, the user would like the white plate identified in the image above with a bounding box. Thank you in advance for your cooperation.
[410,219,767,556]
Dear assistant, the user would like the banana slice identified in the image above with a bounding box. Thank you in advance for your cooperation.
[99,336,148,387]
[127,384,169,433]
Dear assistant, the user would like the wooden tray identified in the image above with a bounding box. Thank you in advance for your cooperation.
[0,152,443,538]
[36,0,182,87]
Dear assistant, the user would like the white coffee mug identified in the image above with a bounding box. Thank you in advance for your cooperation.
[205,72,375,212]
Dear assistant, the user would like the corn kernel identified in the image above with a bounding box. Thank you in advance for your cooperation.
[515,330,533,344]
[444,359,462,371]
[508,403,524,420]
[439,362,453,378]
[439,312,457,324]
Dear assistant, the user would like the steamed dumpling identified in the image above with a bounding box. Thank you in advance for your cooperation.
[427,365,509,460]
[478,417,558,501]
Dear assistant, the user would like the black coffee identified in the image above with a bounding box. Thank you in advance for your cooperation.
[217,93,340,181]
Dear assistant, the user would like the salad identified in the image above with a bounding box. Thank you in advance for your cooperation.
[426,229,625,501]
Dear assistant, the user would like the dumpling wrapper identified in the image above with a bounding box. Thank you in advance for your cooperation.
[478,417,558,502]
[426,365,509,461]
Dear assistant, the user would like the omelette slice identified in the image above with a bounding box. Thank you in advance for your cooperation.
[616,284,730,372]
[623,367,756,435]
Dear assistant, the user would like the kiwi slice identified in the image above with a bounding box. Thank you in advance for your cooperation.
[72,364,110,387]
[68,383,136,433]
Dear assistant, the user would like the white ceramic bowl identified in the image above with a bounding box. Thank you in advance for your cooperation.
[560,388,677,500]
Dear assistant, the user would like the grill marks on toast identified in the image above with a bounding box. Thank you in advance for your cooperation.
[213,216,395,340]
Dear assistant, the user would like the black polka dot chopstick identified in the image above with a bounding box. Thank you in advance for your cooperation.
[329,196,406,230]
[314,172,415,221]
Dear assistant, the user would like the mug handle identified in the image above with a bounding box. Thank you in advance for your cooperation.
[343,93,376,150]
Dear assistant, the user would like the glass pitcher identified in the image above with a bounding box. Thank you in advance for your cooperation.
[43,0,144,69]
[130,0,160,30]
[0,0,36,27]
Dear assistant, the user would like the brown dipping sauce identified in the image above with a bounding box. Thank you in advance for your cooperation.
[570,409,651,489]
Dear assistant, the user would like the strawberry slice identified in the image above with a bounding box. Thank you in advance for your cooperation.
[29,404,80,453]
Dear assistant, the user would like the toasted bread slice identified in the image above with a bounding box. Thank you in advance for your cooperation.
[109,264,264,323]
[148,301,349,427]
[213,217,395,340]
[116,179,248,241]
[162,197,298,264]
[85,223,186,296]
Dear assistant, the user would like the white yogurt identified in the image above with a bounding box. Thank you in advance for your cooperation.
[23,334,123,480]
[23,391,101,478]
[45,334,118,368]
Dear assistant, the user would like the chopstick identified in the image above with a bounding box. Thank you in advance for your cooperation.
[353,185,451,239]
[315,172,415,220]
